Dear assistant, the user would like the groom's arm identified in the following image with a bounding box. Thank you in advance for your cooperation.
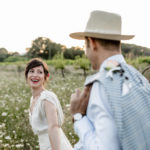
[71,82,121,150]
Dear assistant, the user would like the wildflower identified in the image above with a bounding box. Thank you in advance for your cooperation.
[1,112,7,116]
[24,109,29,113]
[5,136,11,140]
[4,143,10,147]
[65,104,70,108]
[0,124,5,129]
[16,144,24,148]
[13,130,16,134]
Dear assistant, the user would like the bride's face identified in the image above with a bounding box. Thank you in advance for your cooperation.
[27,65,45,89]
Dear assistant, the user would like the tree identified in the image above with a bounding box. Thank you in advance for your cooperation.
[121,43,150,58]
[63,46,84,59]
[53,53,65,77]
[26,37,62,59]
[0,48,8,62]
[74,56,90,77]
[9,52,20,56]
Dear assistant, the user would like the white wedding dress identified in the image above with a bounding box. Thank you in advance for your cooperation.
[29,90,73,150]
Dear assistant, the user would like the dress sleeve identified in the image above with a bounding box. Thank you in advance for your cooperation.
[40,91,64,126]
[41,91,57,106]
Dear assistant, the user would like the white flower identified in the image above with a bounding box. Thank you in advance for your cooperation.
[5,136,11,140]
[24,109,29,113]
[65,104,70,108]
[16,107,19,110]
[0,125,3,129]
[16,144,24,148]
[4,144,9,147]
[13,130,16,134]
[1,112,7,116]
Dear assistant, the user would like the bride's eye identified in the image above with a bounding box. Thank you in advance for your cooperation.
[37,70,43,74]
[29,69,34,73]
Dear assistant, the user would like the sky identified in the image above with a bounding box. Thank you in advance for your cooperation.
[0,0,150,54]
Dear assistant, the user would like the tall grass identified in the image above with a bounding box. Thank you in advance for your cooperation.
[0,57,149,149]
[0,65,88,149]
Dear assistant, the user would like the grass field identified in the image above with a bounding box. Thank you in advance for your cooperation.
[0,64,91,150]
[0,60,149,150]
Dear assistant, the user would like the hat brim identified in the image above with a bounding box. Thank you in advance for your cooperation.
[70,32,134,41]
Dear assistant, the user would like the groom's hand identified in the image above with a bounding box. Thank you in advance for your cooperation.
[70,85,92,116]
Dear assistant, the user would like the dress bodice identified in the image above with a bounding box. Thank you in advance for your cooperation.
[29,90,64,134]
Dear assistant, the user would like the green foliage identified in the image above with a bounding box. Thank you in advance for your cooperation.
[0,48,22,62]
[75,56,90,69]
[0,70,38,149]
[53,54,65,69]
[26,37,62,59]
[26,36,85,60]
[0,65,87,149]
[122,43,150,58]
[46,59,75,66]
[126,56,150,73]
[74,56,90,77]
[0,57,150,149]
[0,48,8,62]
[54,60,65,70]
[63,47,84,59]
[53,53,65,77]
[137,56,150,64]
[4,56,28,62]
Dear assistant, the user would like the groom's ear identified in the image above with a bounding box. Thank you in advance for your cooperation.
[89,37,98,51]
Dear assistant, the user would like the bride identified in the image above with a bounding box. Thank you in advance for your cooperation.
[25,58,73,150]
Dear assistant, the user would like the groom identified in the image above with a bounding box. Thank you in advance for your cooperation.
[70,10,150,150]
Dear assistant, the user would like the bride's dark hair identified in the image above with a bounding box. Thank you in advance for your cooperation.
[25,58,49,81]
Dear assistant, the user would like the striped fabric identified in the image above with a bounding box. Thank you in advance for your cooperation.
[98,63,150,150]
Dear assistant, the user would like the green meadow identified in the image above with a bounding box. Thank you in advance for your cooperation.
[0,63,88,150]
[0,57,150,149]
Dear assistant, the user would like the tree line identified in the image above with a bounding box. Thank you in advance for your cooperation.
[0,36,150,62]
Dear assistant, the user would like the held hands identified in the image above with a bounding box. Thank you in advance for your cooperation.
[70,85,92,116]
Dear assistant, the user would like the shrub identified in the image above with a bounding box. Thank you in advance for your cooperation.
[5,56,27,62]
[74,56,90,77]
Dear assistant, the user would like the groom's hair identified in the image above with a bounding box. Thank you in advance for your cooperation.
[25,58,49,81]
[85,37,121,51]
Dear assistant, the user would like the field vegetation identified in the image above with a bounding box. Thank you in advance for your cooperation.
[0,57,150,149]
[0,36,150,149]
[0,62,93,149]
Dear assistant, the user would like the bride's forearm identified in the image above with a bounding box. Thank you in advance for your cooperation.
[48,126,61,150]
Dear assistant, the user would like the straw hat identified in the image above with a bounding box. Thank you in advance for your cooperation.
[70,10,134,41]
